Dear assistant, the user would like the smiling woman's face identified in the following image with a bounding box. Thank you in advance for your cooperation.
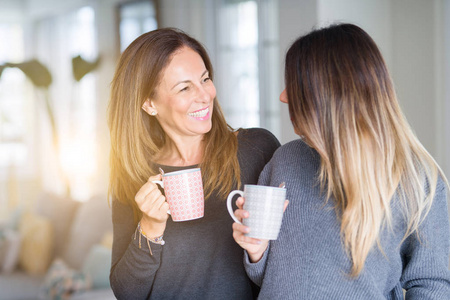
[145,46,216,140]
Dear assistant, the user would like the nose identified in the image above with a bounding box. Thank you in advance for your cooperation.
[280,89,288,103]
[196,83,215,103]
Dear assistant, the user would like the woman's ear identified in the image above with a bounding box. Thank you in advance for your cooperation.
[142,99,158,116]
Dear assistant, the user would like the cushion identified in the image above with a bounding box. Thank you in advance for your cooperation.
[35,192,79,259]
[41,258,92,300]
[70,288,116,300]
[0,270,43,299]
[81,244,111,288]
[2,207,22,230]
[0,208,23,273]
[62,195,112,269]
[18,212,54,275]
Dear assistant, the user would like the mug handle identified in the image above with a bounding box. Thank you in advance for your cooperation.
[151,180,170,215]
[226,190,244,224]
[152,180,164,188]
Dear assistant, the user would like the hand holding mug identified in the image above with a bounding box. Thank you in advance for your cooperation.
[228,184,289,263]
[232,196,269,262]
[152,168,204,222]
[135,174,170,237]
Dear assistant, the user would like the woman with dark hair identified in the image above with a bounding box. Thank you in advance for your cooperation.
[232,23,450,298]
[108,28,279,299]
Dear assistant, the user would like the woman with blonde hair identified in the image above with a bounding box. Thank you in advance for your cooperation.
[232,23,450,298]
[108,28,279,299]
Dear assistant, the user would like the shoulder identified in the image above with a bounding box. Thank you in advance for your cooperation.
[238,127,279,142]
[237,127,280,153]
[422,170,449,204]
[272,139,317,161]
[236,128,281,182]
[263,138,321,177]
[436,174,448,194]
[431,174,449,211]
[257,138,320,187]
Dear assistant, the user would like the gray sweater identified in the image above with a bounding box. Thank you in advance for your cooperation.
[110,128,280,299]
[245,139,450,299]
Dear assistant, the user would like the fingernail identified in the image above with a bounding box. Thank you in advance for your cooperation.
[256,240,261,245]
[244,227,250,233]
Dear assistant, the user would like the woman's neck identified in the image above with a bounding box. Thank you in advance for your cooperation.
[155,135,205,166]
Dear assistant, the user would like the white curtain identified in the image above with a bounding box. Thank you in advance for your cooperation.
[33,6,98,201]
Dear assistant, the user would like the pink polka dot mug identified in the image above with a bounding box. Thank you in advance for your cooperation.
[153,168,204,222]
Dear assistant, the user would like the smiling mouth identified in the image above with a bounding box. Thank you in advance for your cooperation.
[188,107,209,118]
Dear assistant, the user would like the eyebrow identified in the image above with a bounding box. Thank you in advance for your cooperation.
[170,70,209,90]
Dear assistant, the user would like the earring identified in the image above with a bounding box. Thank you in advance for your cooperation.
[150,111,157,116]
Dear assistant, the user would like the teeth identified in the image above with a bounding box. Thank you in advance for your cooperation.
[188,107,209,118]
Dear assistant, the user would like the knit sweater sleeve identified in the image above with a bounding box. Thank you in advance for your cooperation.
[109,199,163,300]
[243,243,270,287]
[401,180,450,299]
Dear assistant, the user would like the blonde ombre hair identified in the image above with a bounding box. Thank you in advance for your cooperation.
[284,24,447,277]
[108,28,240,221]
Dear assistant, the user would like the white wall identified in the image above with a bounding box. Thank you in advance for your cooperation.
[158,0,210,46]
[390,0,446,173]
[277,0,318,144]
[317,0,392,67]
[445,0,450,176]
[24,0,96,19]
[0,0,24,22]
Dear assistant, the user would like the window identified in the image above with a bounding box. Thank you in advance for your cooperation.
[215,0,279,135]
[118,0,158,52]
[0,23,30,213]
[34,6,98,201]
[0,24,32,177]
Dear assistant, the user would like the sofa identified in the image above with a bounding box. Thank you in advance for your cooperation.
[0,192,116,300]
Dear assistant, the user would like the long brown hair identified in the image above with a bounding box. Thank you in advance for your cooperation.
[108,28,240,220]
[284,23,446,276]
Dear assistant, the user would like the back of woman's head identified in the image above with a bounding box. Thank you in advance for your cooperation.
[284,23,443,277]
[285,23,396,154]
